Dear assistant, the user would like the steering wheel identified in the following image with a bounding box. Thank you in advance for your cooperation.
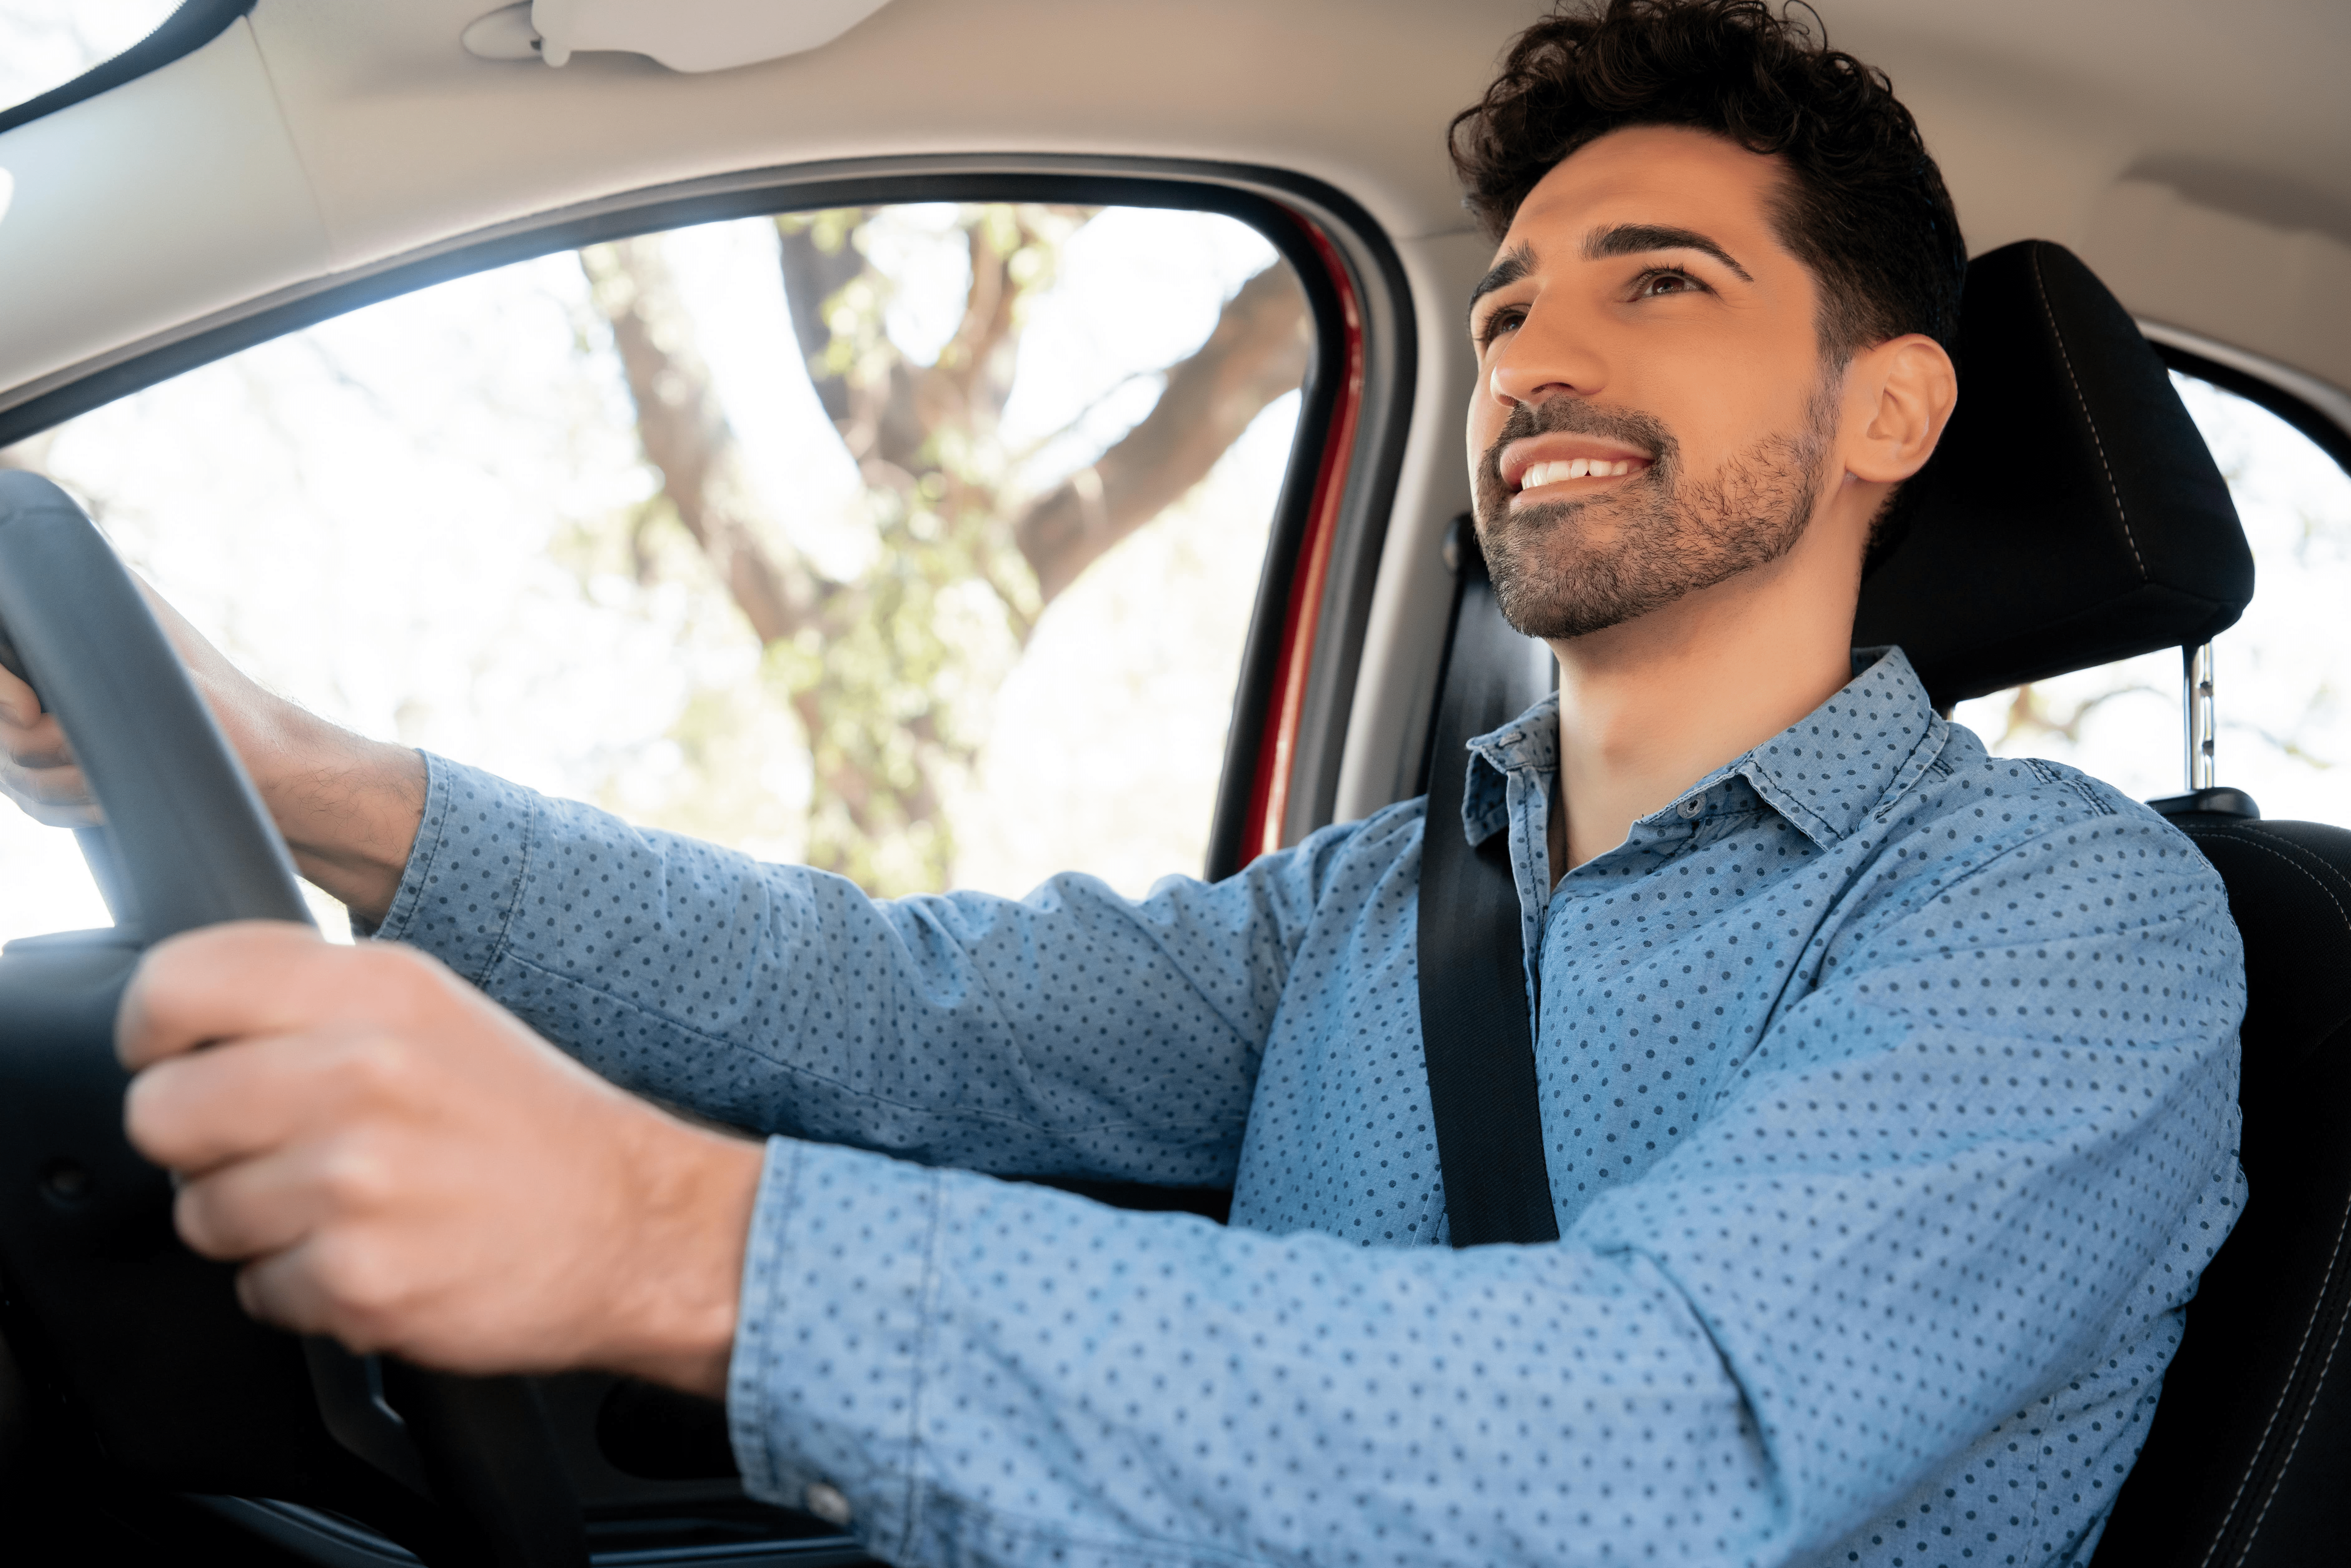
[0,472,586,1568]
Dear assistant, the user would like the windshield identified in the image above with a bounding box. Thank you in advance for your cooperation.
[0,0,183,119]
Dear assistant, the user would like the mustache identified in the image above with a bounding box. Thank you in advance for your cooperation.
[1476,400,1677,499]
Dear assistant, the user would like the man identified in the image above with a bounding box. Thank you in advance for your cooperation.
[0,2,2243,1564]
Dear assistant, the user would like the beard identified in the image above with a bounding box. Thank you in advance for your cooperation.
[1472,388,1835,640]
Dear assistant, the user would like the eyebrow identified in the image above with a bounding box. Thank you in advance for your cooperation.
[1583,222,1753,281]
[1465,223,1756,329]
[1465,244,1535,329]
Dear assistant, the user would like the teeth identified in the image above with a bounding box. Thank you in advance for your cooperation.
[1520,458,1636,489]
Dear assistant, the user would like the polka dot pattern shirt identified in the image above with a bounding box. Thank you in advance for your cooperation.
[375,648,2246,1568]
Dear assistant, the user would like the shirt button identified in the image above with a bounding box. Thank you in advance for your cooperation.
[804,1482,854,1527]
[1675,794,1704,819]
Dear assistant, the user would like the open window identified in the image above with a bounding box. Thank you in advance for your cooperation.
[0,177,1409,953]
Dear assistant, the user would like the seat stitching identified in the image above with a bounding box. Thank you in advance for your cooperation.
[2032,245,2145,579]
[2175,830,2351,1566]
[2185,828,2351,940]
[2233,1248,2351,1566]
[2192,1114,2351,1568]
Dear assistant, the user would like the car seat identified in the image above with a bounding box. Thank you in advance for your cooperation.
[1849,239,2351,1568]
[1812,236,2351,1566]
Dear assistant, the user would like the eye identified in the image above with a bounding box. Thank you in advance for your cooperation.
[1632,267,1707,299]
[1475,304,1527,350]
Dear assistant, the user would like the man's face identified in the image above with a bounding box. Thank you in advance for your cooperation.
[1465,125,1839,640]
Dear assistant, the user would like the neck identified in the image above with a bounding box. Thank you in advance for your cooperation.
[1546,514,1865,874]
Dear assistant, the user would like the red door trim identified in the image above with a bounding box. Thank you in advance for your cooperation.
[1241,216,1364,865]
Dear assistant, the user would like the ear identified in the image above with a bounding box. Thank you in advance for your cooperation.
[1840,334,1958,484]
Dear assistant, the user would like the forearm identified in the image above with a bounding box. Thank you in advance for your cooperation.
[247,705,426,925]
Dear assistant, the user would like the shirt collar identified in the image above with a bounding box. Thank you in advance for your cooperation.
[1456,645,1941,851]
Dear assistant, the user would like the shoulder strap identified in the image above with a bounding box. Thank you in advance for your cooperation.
[1416,518,1560,1247]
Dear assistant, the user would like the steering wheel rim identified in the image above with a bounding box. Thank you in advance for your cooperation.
[0,471,587,1567]
[0,471,310,940]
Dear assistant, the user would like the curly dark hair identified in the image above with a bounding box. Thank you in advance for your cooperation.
[1450,0,1967,363]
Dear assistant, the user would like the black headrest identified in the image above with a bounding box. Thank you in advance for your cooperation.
[1853,240,2254,711]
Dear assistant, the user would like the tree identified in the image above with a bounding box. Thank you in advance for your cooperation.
[579,205,1308,893]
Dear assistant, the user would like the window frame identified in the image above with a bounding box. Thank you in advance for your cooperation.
[2142,330,2351,484]
[0,156,1418,884]
[0,0,252,137]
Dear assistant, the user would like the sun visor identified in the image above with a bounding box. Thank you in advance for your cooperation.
[461,0,897,72]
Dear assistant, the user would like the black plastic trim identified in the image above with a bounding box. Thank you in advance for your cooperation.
[2150,786,2263,821]
[2156,342,2351,481]
[0,153,1414,884]
[0,0,255,140]
[1200,196,1353,881]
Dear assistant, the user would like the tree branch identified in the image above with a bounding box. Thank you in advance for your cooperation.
[1012,261,1309,605]
[581,241,839,647]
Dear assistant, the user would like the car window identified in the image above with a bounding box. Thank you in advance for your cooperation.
[0,0,182,113]
[0,201,1310,943]
[1950,372,2351,817]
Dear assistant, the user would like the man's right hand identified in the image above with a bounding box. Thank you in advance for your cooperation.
[0,655,98,830]
[0,582,429,927]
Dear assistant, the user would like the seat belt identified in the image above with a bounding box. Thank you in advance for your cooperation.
[1416,517,1560,1246]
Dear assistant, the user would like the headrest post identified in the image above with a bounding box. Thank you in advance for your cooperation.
[2184,642,2217,791]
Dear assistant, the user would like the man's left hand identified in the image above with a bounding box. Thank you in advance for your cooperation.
[116,923,764,1397]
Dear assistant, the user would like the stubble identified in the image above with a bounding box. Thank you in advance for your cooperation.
[1472,390,1834,640]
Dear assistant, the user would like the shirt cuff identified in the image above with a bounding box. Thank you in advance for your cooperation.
[369,751,539,987]
[728,1136,939,1561]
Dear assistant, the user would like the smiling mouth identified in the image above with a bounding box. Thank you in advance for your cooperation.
[1507,454,1654,501]
[1519,457,1642,488]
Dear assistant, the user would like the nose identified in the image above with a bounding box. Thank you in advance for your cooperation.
[1485,300,1606,412]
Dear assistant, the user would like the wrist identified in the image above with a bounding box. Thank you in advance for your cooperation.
[602,1118,765,1398]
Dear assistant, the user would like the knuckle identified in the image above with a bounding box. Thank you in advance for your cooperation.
[310,1233,404,1322]
[121,1066,188,1161]
[315,1138,390,1211]
[173,1183,235,1259]
[340,1033,419,1101]
[355,944,446,1015]
[239,1260,329,1340]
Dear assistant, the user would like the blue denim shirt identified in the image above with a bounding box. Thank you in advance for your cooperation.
[377,648,2245,1568]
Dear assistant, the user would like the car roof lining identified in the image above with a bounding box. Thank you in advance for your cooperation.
[0,0,2344,420]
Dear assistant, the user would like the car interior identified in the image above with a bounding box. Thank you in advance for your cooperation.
[0,2,2345,1565]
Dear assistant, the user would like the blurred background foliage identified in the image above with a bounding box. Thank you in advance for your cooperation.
[571,205,1306,893]
[0,197,1308,937]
